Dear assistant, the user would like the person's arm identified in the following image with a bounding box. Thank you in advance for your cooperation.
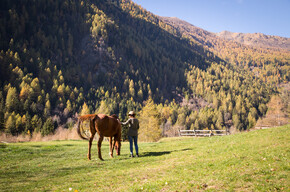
[121,119,131,125]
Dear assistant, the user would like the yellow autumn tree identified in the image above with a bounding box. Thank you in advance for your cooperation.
[138,97,161,142]
[95,100,111,115]
[80,102,90,115]
[80,102,91,135]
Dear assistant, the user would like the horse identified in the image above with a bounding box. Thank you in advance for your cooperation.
[77,114,122,161]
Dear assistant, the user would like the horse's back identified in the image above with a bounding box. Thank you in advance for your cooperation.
[95,114,121,137]
[79,114,97,121]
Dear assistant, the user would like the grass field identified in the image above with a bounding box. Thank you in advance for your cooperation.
[0,125,289,192]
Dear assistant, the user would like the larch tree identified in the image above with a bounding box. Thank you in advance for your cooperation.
[138,97,161,142]
[5,86,19,113]
[80,102,90,116]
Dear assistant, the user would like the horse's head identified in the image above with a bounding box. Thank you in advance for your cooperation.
[115,140,121,155]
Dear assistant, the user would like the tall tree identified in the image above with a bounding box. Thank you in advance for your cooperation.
[41,118,54,136]
[5,86,19,113]
[138,97,161,142]
[80,102,90,115]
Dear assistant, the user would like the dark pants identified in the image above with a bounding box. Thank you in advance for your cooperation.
[128,135,138,155]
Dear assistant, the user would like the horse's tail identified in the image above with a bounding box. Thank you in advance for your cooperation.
[77,118,89,140]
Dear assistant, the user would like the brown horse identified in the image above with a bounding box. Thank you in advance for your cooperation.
[77,114,122,161]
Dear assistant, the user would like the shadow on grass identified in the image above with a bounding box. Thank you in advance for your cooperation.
[31,145,42,148]
[141,148,193,157]
[0,143,7,148]
[142,151,171,157]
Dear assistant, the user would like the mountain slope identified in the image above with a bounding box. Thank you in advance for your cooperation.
[0,0,288,137]
[216,30,290,51]
[0,0,217,135]
[159,16,290,85]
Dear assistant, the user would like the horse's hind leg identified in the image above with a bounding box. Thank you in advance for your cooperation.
[88,120,96,160]
[88,131,95,160]
[98,135,104,161]
[109,137,113,158]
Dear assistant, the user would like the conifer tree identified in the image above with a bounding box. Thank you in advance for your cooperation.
[41,118,54,136]
[129,80,135,97]
[5,86,19,113]
[95,100,111,115]
[44,100,51,117]
[15,114,23,133]
[190,123,195,130]
[194,119,200,130]
[0,91,4,130]
[80,102,90,115]
[5,114,16,135]
[66,100,72,113]
[138,97,161,142]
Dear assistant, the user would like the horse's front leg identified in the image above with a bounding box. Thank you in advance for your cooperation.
[112,137,117,155]
[97,135,104,161]
[109,137,113,158]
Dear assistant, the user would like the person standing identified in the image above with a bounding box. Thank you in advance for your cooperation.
[122,111,139,157]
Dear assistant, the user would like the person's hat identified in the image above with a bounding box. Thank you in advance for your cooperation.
[128,111,135,116]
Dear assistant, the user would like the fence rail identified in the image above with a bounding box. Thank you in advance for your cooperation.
[255,126,273,129]
[179,129,228,137]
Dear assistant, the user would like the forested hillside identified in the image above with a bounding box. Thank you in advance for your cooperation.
[160,16,290,85]
[0,0,289,140]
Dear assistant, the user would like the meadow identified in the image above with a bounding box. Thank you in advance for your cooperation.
[0,125,289,192]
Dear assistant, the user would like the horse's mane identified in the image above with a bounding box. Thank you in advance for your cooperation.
[110,114,119,120]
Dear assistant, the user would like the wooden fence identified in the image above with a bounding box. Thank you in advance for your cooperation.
[255,126,273,129]
[179,129,228,137]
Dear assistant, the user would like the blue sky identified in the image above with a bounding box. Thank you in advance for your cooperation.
[132,0,290,38]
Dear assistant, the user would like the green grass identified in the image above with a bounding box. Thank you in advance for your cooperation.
[0,125,289,192]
